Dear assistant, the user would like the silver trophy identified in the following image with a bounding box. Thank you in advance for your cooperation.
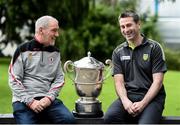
[64,51,112,118]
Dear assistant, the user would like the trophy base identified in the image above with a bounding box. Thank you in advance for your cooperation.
[73,98,103,118]
[72,110,103,118]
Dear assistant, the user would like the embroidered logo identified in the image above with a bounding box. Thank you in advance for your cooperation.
[143,54,149,61]
[121,56,130,61]
[28,53,32,60]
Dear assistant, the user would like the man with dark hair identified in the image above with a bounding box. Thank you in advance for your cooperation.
[9,15,75,124]
[104,10,167,124]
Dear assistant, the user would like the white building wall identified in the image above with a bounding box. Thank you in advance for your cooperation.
[139,0,180,50]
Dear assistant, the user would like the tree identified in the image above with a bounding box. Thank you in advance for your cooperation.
[0,0,89,56]
[59,0,139,61]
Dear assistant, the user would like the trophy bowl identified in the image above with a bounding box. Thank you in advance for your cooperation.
[64,51,112,118]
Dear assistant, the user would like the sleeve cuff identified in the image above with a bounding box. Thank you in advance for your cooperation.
[27,99,35,107]
[46,96,53,103]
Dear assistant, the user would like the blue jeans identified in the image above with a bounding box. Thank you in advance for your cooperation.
[13,99,75,124]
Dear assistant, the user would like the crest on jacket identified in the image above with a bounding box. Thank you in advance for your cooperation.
[28,53,32,60]
[143,54,149,61]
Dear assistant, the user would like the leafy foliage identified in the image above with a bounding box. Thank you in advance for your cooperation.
[1,0,179,71]
[60,0,139,61]
[165,49,180,70]
[60,5,123,61]
[0,0,89,54]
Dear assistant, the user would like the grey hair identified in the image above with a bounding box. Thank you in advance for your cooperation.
[35,15,58,33]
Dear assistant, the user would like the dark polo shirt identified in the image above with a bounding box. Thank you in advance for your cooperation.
[112,36,167,103]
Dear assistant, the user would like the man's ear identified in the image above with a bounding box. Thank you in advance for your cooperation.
[39,27,43,34]
[138,21,141,29]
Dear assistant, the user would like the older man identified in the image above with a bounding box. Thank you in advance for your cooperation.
[9,15,75,124]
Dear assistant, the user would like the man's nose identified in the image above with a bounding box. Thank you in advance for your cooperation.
[124,27,130,33]
[55,31,59,37]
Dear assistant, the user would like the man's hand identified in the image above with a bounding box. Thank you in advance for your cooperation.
[122,99,136,116]
[131,101,146,117]
[39,96,51,109]
[29,100,44,113]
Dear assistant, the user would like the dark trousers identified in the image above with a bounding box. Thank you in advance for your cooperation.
[104,95,164,124]
[12,98,75,124]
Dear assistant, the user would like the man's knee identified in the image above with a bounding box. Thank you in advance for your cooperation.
[138,102,163,124]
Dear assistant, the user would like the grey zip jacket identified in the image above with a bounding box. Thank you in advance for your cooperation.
[8,38,64,105]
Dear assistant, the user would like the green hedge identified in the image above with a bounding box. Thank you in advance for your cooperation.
[165,49,180,71]
[0,57,11,65]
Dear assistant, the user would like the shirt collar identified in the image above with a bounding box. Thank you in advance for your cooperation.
[124,34,148,48]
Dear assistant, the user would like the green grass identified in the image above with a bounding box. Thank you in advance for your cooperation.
[163,70,180,116]
[0,63,13,113]
[0,63,180,116]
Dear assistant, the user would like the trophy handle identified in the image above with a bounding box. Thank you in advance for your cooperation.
[63,60,74,82]
[103,59,113,80]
